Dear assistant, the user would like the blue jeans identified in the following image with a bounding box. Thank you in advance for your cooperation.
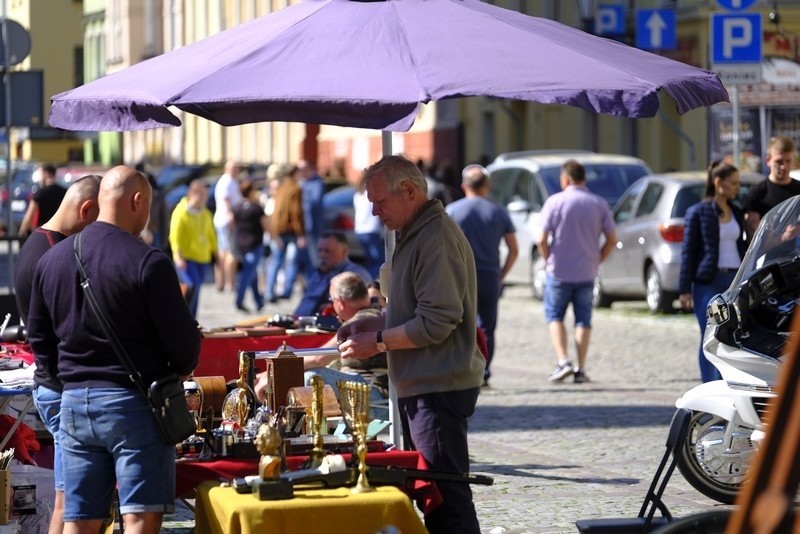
[266,234,301,299]
[33,385,63,491]
[60,388,176,520]
[476,269,501,379]
[356,232,385,281]
[236,246,264,310]
[692,269,736,383]
[177,260,208,317]
[543,273,594,327]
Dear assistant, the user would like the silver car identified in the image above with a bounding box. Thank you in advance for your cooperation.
[595,170,764,313]
[487,150,652,298]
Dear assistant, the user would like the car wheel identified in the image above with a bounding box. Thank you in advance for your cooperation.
[593,276,613,308]
[530,250,546,301]
[646,264,673,313]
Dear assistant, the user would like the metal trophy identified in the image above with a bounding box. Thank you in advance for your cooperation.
[337,380,375,494]
[308,375,326,469]
[221,351,251,427]
[183,377,204,431]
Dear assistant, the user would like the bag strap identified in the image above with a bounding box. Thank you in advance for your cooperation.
[73,233,150,398]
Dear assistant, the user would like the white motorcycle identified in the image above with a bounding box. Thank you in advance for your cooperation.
[674,195,800,504]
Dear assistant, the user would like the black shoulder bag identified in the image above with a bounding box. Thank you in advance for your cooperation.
[73,233,196,445]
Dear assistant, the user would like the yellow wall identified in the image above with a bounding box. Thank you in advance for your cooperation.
[8,1,83,164]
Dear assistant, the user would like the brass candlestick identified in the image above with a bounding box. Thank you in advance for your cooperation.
[337,380,374,494]
[308,375,326,469]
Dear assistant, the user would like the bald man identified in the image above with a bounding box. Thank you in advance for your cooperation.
[27,166,200,534]
[14,174,101,534]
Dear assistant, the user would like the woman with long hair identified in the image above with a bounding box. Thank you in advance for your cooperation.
[678,161,747,382]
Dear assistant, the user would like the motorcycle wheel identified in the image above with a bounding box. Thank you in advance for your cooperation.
[655,510,732,533]
[676,411,753,505]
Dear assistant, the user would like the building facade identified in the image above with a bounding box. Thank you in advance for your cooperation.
[13,0,800,178]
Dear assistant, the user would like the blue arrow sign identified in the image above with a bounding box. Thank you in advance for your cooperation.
[636,9,676,50]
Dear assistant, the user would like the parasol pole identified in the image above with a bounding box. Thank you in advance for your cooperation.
[2,1,11,285]
[380,130,402,448]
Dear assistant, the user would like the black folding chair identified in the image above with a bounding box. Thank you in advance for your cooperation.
[575,407,692,533]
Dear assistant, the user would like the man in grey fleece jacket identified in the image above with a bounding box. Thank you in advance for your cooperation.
[338,155,485,534]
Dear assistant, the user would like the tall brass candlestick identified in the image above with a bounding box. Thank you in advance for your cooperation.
[308,375,326,469]
[337,380,374,494]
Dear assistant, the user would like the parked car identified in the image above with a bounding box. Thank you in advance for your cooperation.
[55,164,108,187]
[321,185,365,262]
[486,150,652,298]
[0,162,40,234]
[594,170,765,313]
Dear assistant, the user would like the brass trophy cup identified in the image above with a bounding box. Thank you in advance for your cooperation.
[308,375,326,469]
[336,380,375,494]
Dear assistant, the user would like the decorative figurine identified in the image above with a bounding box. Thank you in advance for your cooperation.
[255,423,284,480]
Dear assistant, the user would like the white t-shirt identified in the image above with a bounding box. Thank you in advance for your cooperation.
[353,190,382,234]
[213,173,243,228]
[718,217,741,269]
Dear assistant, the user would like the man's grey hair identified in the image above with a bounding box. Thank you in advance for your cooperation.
[461,164,489,190]
[330,271,369,302]
[362,154,428,195]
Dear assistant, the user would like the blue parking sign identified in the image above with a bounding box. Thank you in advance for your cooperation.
[711,12,762,64]
[596,4,625,36]
[636,9,676,50]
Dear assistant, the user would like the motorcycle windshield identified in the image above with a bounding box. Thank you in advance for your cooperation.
[731,195,800,297]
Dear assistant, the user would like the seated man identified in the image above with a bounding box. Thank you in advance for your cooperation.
[257,271,387,416]
[294,231,372,317]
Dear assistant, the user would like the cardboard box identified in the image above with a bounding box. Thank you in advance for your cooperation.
[0,470,10,525]
[10,465,53,534]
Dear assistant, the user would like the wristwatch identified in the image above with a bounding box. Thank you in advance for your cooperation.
[376,330,388,352]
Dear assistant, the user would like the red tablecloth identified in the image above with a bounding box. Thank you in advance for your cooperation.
[175,450,442,513]
[196,333,334,381]
[2,343,35,366]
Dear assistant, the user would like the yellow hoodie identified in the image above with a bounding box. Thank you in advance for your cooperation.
[168,197,217,263]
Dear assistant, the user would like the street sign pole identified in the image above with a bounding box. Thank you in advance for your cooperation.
[732,85,740,169]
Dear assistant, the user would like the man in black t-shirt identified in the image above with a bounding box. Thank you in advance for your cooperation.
[743,136,800,238]
[18,164,67,236]
[12,174,100,534]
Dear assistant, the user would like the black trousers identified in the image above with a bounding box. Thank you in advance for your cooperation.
[398,387,481,534]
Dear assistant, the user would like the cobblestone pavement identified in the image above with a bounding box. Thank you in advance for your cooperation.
[191,282,733,533]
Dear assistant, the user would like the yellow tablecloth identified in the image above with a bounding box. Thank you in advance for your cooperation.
[195,480,428,534]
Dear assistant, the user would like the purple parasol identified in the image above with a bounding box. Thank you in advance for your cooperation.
[49,0,728,132]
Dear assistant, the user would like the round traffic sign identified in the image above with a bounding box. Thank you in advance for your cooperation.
[0,19,31,67]
[715,0,758,10]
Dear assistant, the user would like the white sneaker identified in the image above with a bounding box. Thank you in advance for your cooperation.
[548,361,574,382]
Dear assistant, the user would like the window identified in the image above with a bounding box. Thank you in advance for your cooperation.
[635,183,664,218]
[671,185,705,218]
[74,47,84,87]
[488,169,517,206]
[613,181,645,224]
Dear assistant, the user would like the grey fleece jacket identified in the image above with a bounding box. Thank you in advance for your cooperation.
[386,199,485,398]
